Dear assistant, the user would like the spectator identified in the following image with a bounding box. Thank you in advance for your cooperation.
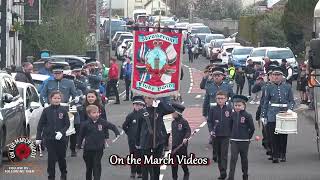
[235,67,245,95]
[245,59,256,98]
[15,62,34,85]
[250,76,265,104]
[297,64,308,104]
[39,59,53,75]
[106,57,120,104]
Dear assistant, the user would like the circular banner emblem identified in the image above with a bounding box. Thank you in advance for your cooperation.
[7,137,37,162]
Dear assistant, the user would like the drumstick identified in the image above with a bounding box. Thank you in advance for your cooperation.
[172,129,198,154]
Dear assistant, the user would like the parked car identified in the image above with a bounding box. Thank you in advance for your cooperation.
[112,31,131,50]
[117,39,133,60]
[194,33,210,54]
[230,47,254,67]
[115,34,133,56]
[266,47,299,77]
[210,39,229,61]
[246,47,277,66]
[16,82,42,140]
[103,19,127,41]
[124,41,134,59]
[217,44,242,64]
[203,34,225,58]
[0,71,26,165]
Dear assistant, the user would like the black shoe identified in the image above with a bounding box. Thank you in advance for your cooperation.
[60,175,67,180]
[130,173,135,178]
[218,175,227,179]
[183,173,190,180]
[280,155,286,162]
[212,157,217,162]
[114,101,120,104]
[137,174,142,178]
[71,151,77,157]
[266,151,272,156]
[272,158,279,163]
[268,156,273,160]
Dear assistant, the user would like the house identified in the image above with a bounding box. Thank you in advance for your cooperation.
[125,0,149,18]
[0,0,24,69]
[144,0,170,15]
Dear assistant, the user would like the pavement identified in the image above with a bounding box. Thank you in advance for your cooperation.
[1,54,320,180]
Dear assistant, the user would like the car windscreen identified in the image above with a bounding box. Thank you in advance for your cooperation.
[206,35,225,43]
[191,26,211,34]
[106,20,126,32]
[251,49,266,57]
[233,48,253,55]
[267,50,294,59]
[226,48,234,53]
[197,35,207,42]
[118,35,133,42]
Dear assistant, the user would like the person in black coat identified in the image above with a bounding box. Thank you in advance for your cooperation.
[36,91,70,180]
[122,96,145,178]
[135,96,175,180]
[171,103,191,180]
[78,105,120,180]
[15,62,34,85]
[227,95,255,180]
[208,91,233,180]
[235,68,245,95]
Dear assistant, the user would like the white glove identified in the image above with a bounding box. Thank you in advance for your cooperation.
[55,132,63,140]
[287,109,293,113]
[35,140,42,145]
[260,118,267,125]
[74,96,80,103]
[44,103,49,108]
[152,100,161,107]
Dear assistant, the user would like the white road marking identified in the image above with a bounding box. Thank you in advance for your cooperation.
[195,95,202,99]
[200,121,207,128]
[195,128,200,133]
[188,68,193,93]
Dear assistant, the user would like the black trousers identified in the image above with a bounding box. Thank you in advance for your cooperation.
[46,140,67,179]
[211,137,217,160]
[214,137,229,177]
[129,142,142,175]
[142,145,164,180]
[188,53,193,63]
[267,122,288,159]
[248,80,254,96]
[106,79,120,102]
[125,78,133,100]
[262,124,271,152]
[69,124,80,152]
[171,145,189,179]
[228,141,250,180]
[83,149,104,180]
[236,83,244,95]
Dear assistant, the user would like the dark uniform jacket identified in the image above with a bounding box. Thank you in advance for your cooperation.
[207,105,233,137]
[78,118,120,151]
[261,81,295,122]
[40,78,77,104]
[74,76,88,95]
[87,70,102,90]
[171,116,191,148]
[36,105,70,141]
[256,81,272,120]
[203,80,234,117]
[122,110,143,144]
[136,102,175,149]
[230,110,255,141]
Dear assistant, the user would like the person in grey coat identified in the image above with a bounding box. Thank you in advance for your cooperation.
[85,58,102,91]
[261,66,295,163]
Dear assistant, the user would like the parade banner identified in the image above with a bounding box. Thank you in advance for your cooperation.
[131,31,183,98]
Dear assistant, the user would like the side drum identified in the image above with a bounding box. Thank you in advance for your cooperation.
[275,112,298,134]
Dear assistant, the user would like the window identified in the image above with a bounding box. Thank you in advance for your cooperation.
[30,86,40,103]
[4,77,19,98]
[26,87,32,109]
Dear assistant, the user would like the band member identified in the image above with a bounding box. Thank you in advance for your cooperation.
[171,103,191,180]
[122,96,145,178]
[228,95,255,180]
[36,91,70,180]
[85,58,102,91]
[208,91,233,180]
[203,67,234,161]
[256,67,275,157]
[261,66,295,163]
[71,64,88,96]
[40,64,78,105]
[78,105,118,180]
[135,96,175,180]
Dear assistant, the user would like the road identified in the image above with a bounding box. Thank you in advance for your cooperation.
[1,54,320,180]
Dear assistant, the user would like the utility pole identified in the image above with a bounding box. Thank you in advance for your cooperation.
[96,0,101,60]
[108,0,112,63]
[165,0,168,16]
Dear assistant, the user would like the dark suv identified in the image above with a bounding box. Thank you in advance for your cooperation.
[0,71,26,165]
